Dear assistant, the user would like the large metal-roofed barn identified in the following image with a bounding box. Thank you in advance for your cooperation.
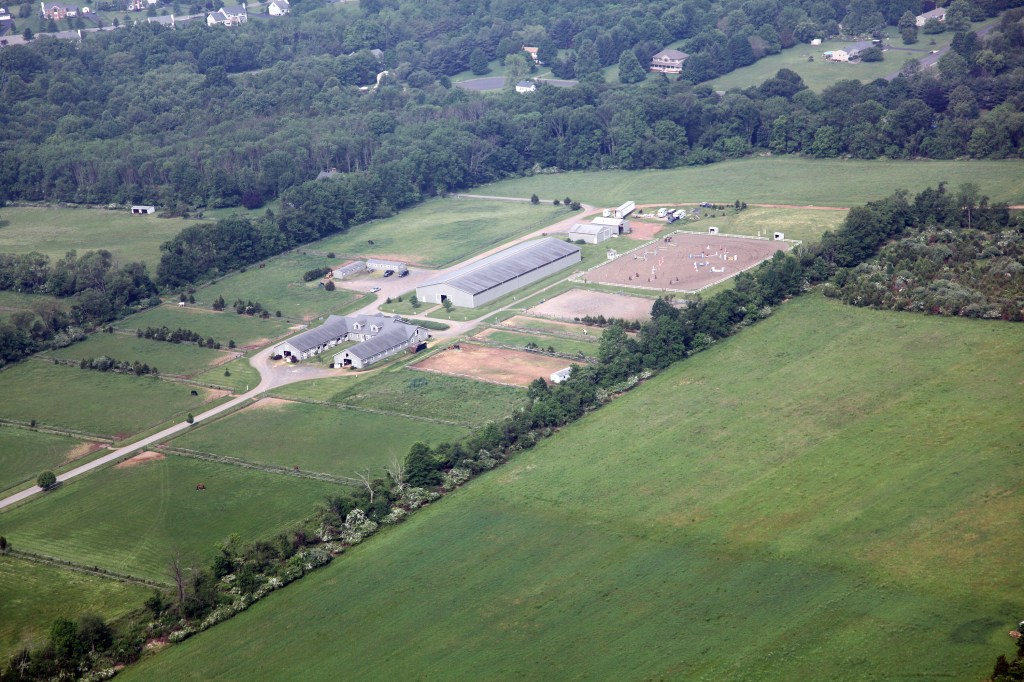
[416,238,582,308]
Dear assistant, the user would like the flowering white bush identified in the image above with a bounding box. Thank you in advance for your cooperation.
[340,509,378,545]
[381,507,408,525]
[443,467,471,488]
[81,668,117,682]
[401,487,440,510]
[168,626,196,643]
[316,522,336,542]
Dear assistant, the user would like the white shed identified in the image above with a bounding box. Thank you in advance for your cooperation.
[131,205,156,215]
[568,222,615,244]
[550,367,572,383]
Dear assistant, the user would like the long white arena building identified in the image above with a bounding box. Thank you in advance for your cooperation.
[416,238,582,308]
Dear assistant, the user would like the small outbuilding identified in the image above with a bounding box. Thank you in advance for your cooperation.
[131,205,156,215]
[569,222,616,245]
[366,258,408,274]
[515,80,537,93]
[550,367,572,383]
[591,216,631,234]
[774,232,785,241]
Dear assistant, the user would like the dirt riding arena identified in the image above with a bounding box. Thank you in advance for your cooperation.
[528,288,654,322]
[586,232,789,292]
[411,343,575,387]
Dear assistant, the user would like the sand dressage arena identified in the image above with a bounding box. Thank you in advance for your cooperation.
[529,289,653,321]
[411,343,575,387]
[586,232,789,292]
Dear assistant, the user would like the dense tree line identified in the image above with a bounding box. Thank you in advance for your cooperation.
[2,0,1023,213]
[824,184,1022,319]
[0,250,158,366]
[138,325,221,348]
[78,355,160,375]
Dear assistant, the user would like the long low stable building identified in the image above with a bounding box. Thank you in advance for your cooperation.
[274,313,428,367]
[416,238,581,309]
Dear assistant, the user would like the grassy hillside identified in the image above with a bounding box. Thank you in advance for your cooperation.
[125,295,1024,680]
[476,158,1024,207]
[0,428,90,493]
[0,556,150,661]
[42,333,231,378]
[0,455,341,582]
[0,206,191,265]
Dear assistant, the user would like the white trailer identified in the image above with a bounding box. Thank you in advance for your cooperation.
[615,201,635,218]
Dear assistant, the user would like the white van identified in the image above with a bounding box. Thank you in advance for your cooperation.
[657,208,667,218]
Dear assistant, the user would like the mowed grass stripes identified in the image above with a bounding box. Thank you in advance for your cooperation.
[126,295,1024,680]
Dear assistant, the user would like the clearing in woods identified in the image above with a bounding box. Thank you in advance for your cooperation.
[411,343,577,387]
[474,158,1024,207]
[586,233,790,292]
[168,399,468,477]
[312,197,567,268]
[0,556,150,662]
[0,455,342,582]
[0,206,193,266]
[124,294,1024,681]
[528,288,654,321]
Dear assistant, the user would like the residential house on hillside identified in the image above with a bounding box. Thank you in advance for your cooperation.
[916,7,946,26]
[522,46,541,64]
[126,0,144,11]
[650,49,689,74]
[844,40,875,58]
[40,2,80,19]
[515,80,536,93]
[207,3,245,25]
[267,0,288,15]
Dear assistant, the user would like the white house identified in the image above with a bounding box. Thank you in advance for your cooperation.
[207,3,245,25]
[267,0,288,15]
[650,49,689,74]
[916,7,946,26]
[130,205,156,214]
[568,222,615,245]
[826,49,850,62]
[515,80,536,93]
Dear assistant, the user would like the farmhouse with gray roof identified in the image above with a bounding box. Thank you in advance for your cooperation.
[273,313,428,367]
[416,238,581,308]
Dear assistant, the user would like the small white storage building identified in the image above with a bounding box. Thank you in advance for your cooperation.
[366,258,408,274]
[568,223,615,244]
[550,367,572,383]
[416,238,581,309]
[591,216,631,234]
[131,205,156,215]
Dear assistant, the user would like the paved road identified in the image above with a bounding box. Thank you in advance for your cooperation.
[885,21,999,79]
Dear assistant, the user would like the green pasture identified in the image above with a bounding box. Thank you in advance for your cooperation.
[0,428,90,493]
[495,315,596,335]
[115,304,295,348]
[192,253,361,322]
[129,295,1023,680]
[0,455,339,582]
[0,206,190,265]
[710,18,998,92]
[42,333,231,378]
[193,357,261,393]
[658,205,847,243]
[312,197,568,267]
[0,362,220,437]
[0,290,67,316]
[477,329,599,358]
[477,158,1024,208]
[170,400,467,477]
[0,556,150,662]
[315,368,526,425]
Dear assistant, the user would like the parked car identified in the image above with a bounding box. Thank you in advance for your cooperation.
[383,270,394,277]
[370,287,381,293]
[657,208,667,218]
[398,271,409,277]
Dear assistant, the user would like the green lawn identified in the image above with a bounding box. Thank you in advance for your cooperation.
[476,329,600,358]
[710,18,999,92]
[115,304,296,348]
[192,253,361,322]
[42,333,231,378]
[127,295,1023,680]
[0,362,221,437]
[0,556,150,661]
[315,368,526,425]
[0,290,68,316]
[193,357,261,393]
[0,428,90,494]
[0,456,340,582]
[665,205,847,243]
[476,158,1024,207]
[170,400,467,477]
[0,206,191,265]
[312,197,568,267]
